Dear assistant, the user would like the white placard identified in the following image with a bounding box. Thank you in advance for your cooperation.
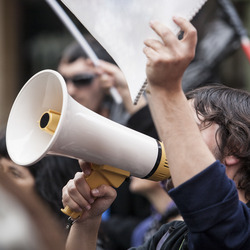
[61,0,207,104]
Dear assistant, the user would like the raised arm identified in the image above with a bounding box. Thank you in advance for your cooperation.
[144,17,215,187]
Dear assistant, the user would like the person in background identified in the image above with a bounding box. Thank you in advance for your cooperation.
[57,35,129,125]
[0,170,66,250]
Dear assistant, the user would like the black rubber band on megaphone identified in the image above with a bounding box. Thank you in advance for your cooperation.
[142,140,162,179]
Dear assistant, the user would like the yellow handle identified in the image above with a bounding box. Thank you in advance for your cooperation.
[61,164,130,219]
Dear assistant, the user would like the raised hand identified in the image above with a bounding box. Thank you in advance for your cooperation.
[143,17,197,93]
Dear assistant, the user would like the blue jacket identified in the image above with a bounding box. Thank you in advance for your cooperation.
[130,161,250,249]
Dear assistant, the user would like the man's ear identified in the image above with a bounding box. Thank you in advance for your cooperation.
[224,156,242,188]
[224,155,240,166]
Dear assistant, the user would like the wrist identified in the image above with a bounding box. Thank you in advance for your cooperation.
[147,84,184,108]
[75,214,101,225]
[147,78,183,99]
[73,215,102,233]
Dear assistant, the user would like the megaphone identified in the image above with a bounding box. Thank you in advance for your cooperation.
[6,69,170,218]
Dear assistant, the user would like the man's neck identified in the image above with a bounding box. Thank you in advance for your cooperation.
[238,189,248,204]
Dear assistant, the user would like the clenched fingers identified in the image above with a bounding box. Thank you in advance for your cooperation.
[62,172,94,212]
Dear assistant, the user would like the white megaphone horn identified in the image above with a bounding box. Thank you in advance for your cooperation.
[6,69,169,218]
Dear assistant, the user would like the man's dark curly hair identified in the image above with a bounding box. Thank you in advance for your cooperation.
[186,84,250,201]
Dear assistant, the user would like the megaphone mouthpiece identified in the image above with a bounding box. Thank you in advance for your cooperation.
[39,109,61,135]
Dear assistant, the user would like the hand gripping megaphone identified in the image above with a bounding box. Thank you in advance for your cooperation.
[6,69,170,219]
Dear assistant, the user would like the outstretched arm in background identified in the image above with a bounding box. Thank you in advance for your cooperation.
[97,60,148,115]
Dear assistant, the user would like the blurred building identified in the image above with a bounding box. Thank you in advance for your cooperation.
[0,0,250,130]
[0,0,81,130]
